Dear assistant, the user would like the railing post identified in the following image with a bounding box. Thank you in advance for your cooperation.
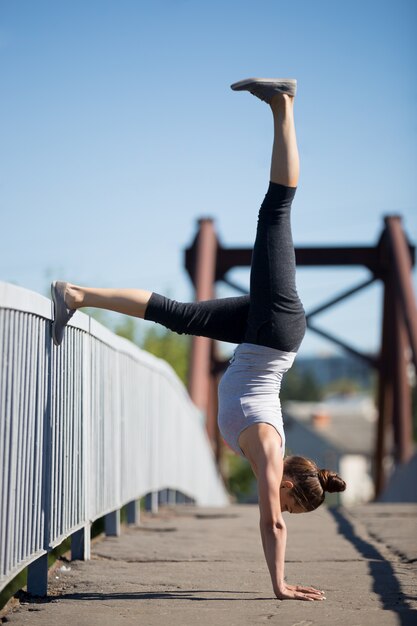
[152,491,158,514]
[158,489,169,506]
[82,331,91,555]
[27,554,49,597]
[145,492,159,513]
[126,500,140,525]
[105,510,121,536]
[71,523,91,560]
[27,325,53,597]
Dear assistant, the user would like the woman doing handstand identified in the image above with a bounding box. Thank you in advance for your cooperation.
[51,77,346,602]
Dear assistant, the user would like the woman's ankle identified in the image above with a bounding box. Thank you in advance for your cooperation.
[270,92,293,113]
[65,284,84,309]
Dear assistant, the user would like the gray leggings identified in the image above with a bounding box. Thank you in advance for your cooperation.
[145,182,306,352]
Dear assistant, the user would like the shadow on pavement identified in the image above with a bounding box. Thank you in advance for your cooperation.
[330,508,416,626]
[48,590,275,602]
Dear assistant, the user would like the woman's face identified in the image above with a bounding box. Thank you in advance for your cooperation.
[280,479,307,514]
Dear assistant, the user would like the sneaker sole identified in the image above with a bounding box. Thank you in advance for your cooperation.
[51,280,72,347]
[230,78,297,97]
[51,281,61,346]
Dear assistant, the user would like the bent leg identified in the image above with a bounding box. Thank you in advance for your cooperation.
[145,293,250,344]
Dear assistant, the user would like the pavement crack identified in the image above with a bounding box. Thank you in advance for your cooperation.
[285,558,379,563]
[136,526,178,533]
[93,554,228,563]
[195,513,239,519]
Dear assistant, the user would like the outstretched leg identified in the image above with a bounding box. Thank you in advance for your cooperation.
[51,281,250,347]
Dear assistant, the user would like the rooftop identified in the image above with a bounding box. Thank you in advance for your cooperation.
[284,394,377,456]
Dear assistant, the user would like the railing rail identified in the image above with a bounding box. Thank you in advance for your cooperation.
[0,281,228,595]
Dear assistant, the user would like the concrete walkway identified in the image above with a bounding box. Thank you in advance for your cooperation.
[3,504,417,626]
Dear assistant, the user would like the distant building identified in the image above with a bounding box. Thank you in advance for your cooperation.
[284,394,376,506]
[294,354,373,389]
[379,452,417,503]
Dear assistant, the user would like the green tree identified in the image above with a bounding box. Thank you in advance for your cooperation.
[142,327,190,385]
[280,365,322,402]
[224,451,256,502]
[111,316,190,385]
[113,316,139,344]
[323,377,362,397]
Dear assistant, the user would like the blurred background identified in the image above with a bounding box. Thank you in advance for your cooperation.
[1,0,416,503]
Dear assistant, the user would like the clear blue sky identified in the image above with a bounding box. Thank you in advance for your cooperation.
[1,0,416,356]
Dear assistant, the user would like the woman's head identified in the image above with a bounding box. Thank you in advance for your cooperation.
[281,455,346,513]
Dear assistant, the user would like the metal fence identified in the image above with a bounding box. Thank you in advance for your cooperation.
[0,281,228,595]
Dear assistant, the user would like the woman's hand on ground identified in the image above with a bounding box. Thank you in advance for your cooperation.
[274,583,326,601]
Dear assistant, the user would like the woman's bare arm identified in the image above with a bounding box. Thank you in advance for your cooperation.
[257,451,288,595]
[242,425,325,601]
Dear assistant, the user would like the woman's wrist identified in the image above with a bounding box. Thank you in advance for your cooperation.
[274,581,287,595]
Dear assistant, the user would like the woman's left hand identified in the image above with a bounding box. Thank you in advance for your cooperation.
[285,584,326,600]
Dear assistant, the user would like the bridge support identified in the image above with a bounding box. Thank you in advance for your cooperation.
[126,499,140,525]
[71,524,91,560]
[375,216,416,493]
[105,510,121,537]
[186,218,218,449]
[145,491,159,514]
[27,554,48,597]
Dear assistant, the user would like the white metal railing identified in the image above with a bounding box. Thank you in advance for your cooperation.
[0,281,228,595]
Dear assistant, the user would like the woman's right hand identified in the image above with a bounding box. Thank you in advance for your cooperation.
[275,583,326,601]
